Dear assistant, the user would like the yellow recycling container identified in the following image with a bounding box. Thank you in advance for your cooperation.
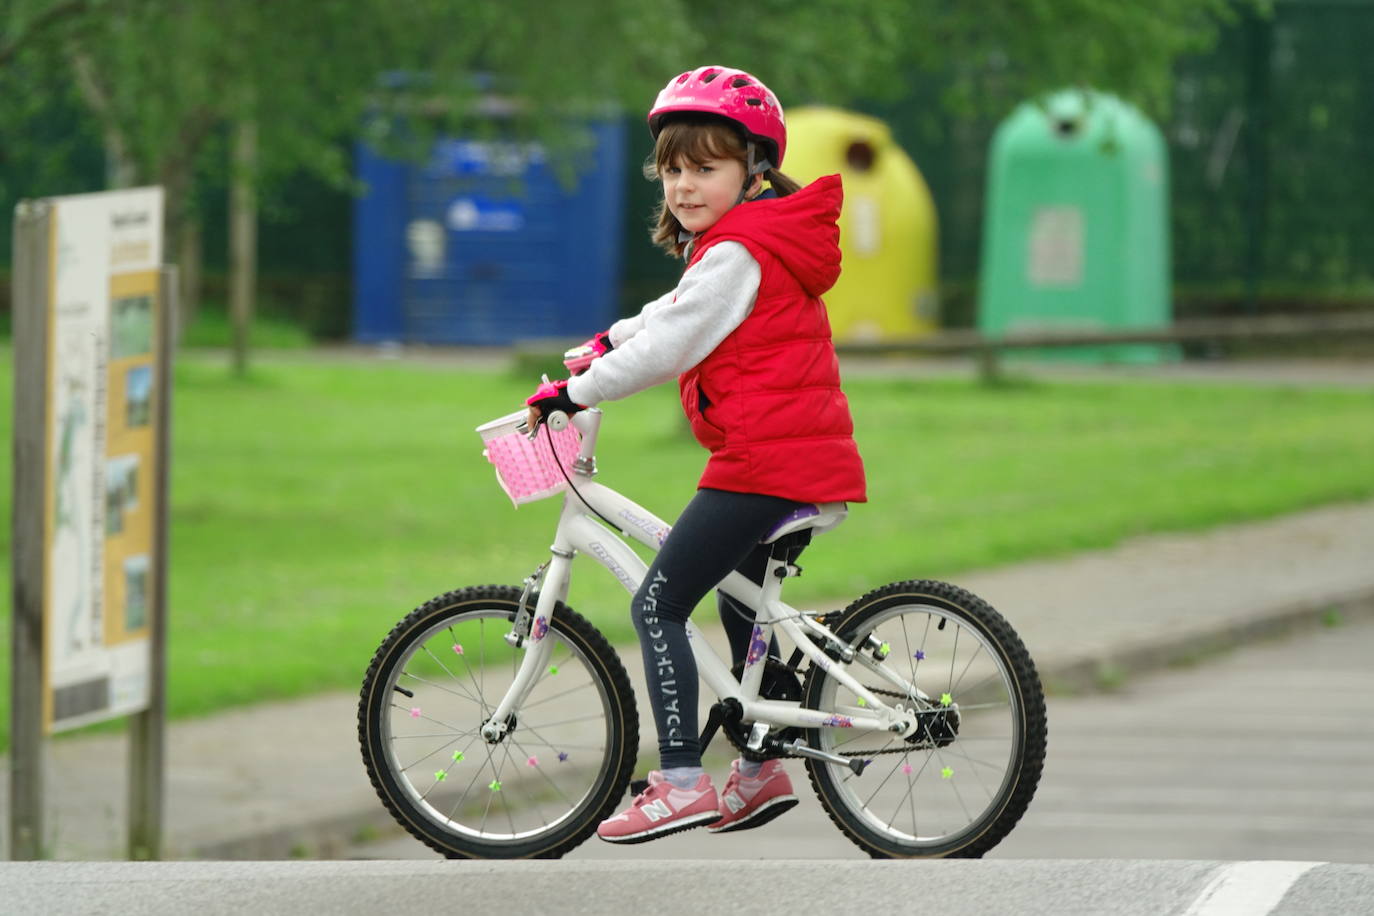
[784,106,939,340]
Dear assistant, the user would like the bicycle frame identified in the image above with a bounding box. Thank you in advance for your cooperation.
[481,409,922,745]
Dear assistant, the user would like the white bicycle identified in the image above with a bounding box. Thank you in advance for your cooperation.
[358,406,1046,859]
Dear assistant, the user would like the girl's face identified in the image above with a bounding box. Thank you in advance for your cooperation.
[661,156,751,234]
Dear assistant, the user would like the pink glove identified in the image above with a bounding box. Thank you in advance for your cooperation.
[563,331,613,375]
[525,378,585,421]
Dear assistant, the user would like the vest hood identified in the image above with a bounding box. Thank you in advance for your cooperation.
[696,174,843,298]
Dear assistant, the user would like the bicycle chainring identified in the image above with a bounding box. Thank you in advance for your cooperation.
[722,659,805,762]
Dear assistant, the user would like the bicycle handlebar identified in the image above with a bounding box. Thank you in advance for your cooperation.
[518,407,570,441]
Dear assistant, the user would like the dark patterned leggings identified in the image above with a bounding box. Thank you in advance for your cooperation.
[630,488,804,769]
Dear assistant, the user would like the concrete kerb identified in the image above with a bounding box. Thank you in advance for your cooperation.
[193,810,386,862]
[184,582,1374,861]
[1038,583,1374,696]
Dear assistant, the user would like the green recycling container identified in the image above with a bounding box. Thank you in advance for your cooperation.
[978,90,1171,362]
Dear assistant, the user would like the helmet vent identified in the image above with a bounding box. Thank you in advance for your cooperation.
[676,72,691,84]
[701,69,720,83]
[745,98,762,106]
[731,77,752,88]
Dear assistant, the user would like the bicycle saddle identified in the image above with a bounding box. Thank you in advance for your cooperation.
[761,502,848,543]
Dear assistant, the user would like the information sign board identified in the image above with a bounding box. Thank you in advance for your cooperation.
[40,187,164,732]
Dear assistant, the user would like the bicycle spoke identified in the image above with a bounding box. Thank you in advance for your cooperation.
[931,744,976,824]
[886,753,925,835]
[477,738,502,835]
[399,731,475,774]
[947,700,1011,714]
[505,739,607,752]
[442,747,490,812]
[941,744,1016,776]
[950,639,986,695]
[863,752,909,812]
[829,732,874,752]
[947,626,959,693]
[448,628,491,716]
[508,734,578,812]
[409,732,482,786]
[907,759,919,839]
[516,717,597,760]
[496,742,518,837]
[417,643,478,703]
[520,678,597,711]
[390,703,476,739]
[480,619,488,712]
[857,740,904,807]
[899,615,915,680]
[527,711,613,729]
[401,672,483,706]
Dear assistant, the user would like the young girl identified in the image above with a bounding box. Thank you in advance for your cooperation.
[525,65,866,844]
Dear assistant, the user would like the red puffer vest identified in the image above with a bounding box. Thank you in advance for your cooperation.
[678,174,867,503]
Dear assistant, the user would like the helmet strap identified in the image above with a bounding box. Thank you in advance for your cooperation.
[736,141,774,205]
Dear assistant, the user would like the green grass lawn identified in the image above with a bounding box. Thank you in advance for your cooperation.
[2,349,1373,749]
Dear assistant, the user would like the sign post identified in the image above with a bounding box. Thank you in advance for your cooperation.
[9,188,170,860]
[127,264,175,860]
[10,199,54,861]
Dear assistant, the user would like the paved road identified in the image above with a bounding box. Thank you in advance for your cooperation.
[3,859,1371,915]
[353,616,1374,864]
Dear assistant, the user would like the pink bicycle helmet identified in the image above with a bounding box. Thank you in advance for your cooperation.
[648,65,787,168]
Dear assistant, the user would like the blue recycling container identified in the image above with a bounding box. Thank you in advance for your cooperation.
[353,121,626,345]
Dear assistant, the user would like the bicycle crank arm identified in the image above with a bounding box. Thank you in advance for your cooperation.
[778,739,868,776]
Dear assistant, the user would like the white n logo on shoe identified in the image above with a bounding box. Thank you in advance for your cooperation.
[723,791,746,814]
[642,799,673,822]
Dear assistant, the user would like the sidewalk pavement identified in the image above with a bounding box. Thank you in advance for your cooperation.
[5,500,1374,861]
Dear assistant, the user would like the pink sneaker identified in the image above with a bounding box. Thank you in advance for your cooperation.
[597,771,722,844]
[707,759,799,833]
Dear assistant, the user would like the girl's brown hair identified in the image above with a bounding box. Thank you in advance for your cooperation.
[644,114,802,257]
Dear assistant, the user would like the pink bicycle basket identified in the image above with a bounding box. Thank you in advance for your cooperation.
[476,410,583,505]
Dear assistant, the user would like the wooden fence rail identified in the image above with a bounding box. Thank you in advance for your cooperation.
[834,312,1374,382]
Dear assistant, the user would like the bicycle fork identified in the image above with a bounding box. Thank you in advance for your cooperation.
[478,551,573,743]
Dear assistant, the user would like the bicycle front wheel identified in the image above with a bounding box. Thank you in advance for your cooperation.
[358,585,637,859]
[801,580,1046,858]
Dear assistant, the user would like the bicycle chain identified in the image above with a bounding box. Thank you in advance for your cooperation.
[830,684,954,757]
[798,616,956,758]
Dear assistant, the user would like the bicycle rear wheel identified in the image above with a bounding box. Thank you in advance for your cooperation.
[358,585,637,858]
[801,580,1046,858]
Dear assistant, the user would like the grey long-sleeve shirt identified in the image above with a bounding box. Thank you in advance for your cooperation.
[566,242,760,407]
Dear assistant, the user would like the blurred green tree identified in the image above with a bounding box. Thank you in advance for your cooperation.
[1,0,1240,348]
[0,0,1242,206]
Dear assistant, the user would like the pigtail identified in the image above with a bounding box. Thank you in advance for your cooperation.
[648,199,689,258]
[764,168,801,196]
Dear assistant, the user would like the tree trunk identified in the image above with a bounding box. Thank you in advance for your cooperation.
[229,119,258,377]
[177,217,203,343]
[158,163,193,341]
[104,142,137,190]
